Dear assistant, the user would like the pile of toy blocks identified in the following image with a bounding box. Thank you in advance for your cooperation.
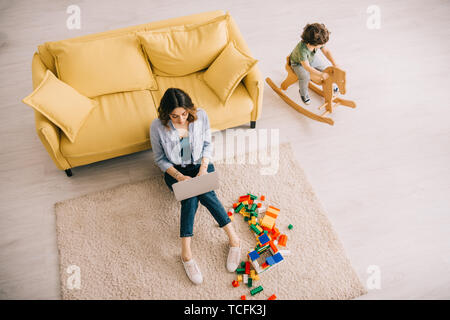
[228,193,291,299]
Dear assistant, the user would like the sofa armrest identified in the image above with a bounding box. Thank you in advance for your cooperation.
[32,52,71,170]
[227,14,263,121]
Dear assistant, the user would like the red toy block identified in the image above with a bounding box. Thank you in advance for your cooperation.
[260,195,265,201]
[267,294,277,300]
[232,280,240,287]
[271,227,280,240]
[227,211,233,217]
[261,262,269,269]
[249,199,254,205]
[278,234,288,247]
[241,295,247,300]
[245,261,251,275]
[269,241,278,253]
[233,203,238,208]
[238,195,250,202]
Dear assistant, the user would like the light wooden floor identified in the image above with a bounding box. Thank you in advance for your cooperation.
[0,0,449,299]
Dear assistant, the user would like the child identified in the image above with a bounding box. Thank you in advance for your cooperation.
[290,23,339,105]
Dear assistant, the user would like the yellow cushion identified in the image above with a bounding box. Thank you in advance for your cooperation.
[22,70,97,143]
[137,14,229,76]
[203,41,258,104]
[60,90,158,158]
[47,34,157,98]
[153,71,253,130]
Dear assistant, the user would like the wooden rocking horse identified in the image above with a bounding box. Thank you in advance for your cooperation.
[266,56,356,125]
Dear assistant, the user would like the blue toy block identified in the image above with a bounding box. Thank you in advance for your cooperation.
[258,234,270,245]
[272,252,284,264]
[266,256,275,266]
[248,250,260,261]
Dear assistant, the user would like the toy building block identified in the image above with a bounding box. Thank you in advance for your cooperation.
[269,241,278,254]
[240,295,246,300]
[266,256,275,266]
[288,224,293,230]
[260,195,266,201]
[250,224,261,235]
[272,252,284,264]
[256,202,262,208]
[243,274,248,284]
[260,216,276,229]
[266,205,280,217]
[245,261,251,274]
[247,193,257,200]
[232,280,239,287]
[253,274,260,281]
[250,270,256,280]
[247,277,253,288]
[239,195,250,202]
[233,203,238,209]
[271,227,280,240]
[236,268,245,274]
[258,234,271,246]
[248,250,260,261]
[234,202,244,213]
[257,206,266,214]
[237,275,243,282]
[278,234,288,247]
[267,294,277,300]
[250,285,264,296]
[261,262,269,269]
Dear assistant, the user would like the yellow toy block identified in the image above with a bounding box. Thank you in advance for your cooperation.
[261,215,275,229]
[250,270,256,280]
[237,275,243,282]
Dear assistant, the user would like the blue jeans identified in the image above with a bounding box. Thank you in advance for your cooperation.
[290,51,331,97]
[164,163,231,237]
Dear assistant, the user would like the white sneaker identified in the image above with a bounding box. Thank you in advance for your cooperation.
[181,257,203,285]
[226,245,241,272]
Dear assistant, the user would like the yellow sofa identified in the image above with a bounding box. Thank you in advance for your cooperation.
[28,10,263,176]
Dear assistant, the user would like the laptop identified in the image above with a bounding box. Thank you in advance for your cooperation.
[172,171,220,201]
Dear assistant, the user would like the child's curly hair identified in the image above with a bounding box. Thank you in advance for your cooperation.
[301,23,330,46]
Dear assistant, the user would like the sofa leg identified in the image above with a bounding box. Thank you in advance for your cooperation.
[65,169,73,177]
[250,121,256,129]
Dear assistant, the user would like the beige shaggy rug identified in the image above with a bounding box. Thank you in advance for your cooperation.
[55,143,367,299]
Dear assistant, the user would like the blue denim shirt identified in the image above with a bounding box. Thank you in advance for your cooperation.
[150,108,213,172]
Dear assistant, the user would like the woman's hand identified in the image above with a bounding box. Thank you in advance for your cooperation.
[196,166,208,177]
[177,174,192,182]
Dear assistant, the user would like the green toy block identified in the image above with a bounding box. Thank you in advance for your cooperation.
[247,277,253,288]
[288,224,293,230]
[241,261,246,268]
[234,202,244,213]
[250,224,261,235]
[250,204,257,211]
[244,216,249,222]
[250,285,263,296]
[236,268,245,274]
[247,193,257,200]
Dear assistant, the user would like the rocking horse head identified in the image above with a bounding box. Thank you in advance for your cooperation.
[324,66,346,95]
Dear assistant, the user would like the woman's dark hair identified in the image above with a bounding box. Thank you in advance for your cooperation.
[158,88,197,128]
[301,23,330,46]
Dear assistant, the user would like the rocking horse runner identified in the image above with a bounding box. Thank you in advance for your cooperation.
[266,23,356,125]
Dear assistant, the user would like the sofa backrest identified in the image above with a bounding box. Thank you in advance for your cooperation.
[38,10,226,74]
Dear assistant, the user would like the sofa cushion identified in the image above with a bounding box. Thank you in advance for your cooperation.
[203,41,258,104]
[60,90,158,157]
[22,70,98,143]
[153,71,253,130]
[137,14,229,77]
[46,34,157,98]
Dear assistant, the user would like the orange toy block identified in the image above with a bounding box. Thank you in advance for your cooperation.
[267,294,277,300]
[260,195,266,201]
[241,295,247,300]
[278,234,288,247]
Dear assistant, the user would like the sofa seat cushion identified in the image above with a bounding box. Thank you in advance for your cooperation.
[153,72,254,130]
[60,90,157,158]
